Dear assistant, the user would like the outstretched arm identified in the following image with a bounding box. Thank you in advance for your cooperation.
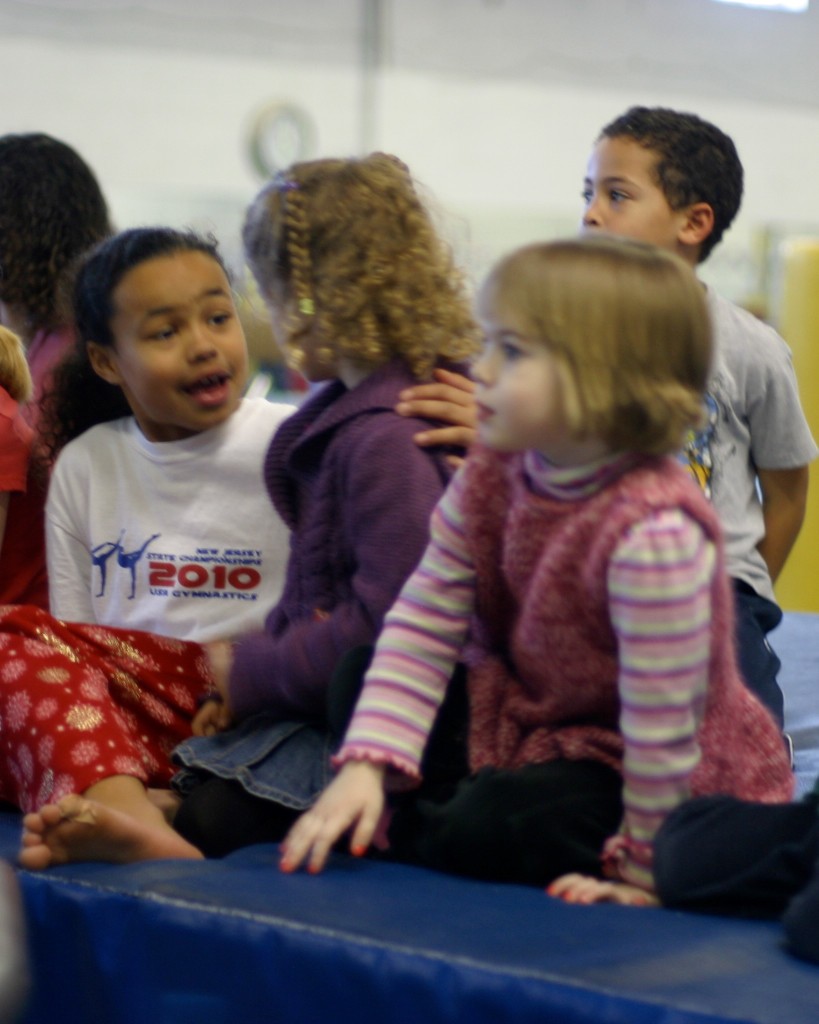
[281,472,477,876]
[280,760,386,874]
[396,367,477,451]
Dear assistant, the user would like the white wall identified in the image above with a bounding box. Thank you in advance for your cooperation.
[2,32,819,301]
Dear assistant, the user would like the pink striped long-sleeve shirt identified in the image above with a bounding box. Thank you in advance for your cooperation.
[338,452,715,889]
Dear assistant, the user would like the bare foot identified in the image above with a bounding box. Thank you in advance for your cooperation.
[19,795,204,870]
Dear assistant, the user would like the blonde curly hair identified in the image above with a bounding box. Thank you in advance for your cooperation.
[0,326,32,404]
[242,153,479,381]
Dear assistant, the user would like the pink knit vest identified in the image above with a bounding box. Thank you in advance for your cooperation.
[459,446,793,803]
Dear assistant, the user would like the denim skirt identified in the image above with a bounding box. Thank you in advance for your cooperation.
[171,713,335,811]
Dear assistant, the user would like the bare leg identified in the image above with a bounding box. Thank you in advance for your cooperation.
[146,788,182,825]
[18,775,203,869]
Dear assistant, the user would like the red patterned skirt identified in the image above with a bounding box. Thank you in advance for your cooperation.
[0,605,212,811]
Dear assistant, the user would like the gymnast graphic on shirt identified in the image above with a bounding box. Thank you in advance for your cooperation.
[45,383,290,643]
[90,529,265,609]
[92,531,159,599]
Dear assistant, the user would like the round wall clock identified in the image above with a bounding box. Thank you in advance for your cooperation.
[247,102,316,178]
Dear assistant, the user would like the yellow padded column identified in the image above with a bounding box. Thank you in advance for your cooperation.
[774,238,819,612]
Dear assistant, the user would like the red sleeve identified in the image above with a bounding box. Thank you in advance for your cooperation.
[0,389,33,493]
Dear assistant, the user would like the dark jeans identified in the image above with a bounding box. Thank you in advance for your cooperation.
[655,791,819,917]
[655,790,819,966]
[654,789,819,964]
[733,579,783,727]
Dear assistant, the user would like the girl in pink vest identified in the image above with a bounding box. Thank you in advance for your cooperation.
[281,235,793,905]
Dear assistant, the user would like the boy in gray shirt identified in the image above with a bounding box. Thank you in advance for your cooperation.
[582,105,817,727]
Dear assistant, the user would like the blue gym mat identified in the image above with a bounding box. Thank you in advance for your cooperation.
[4,611,819,1024]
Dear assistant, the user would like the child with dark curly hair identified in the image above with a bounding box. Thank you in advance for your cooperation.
[0,132,112,426]
[169,153,480,856]
[0,134,113,610]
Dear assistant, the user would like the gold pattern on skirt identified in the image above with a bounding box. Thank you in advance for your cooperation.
[110,669,142,702]
[37,667,72,685]
[34,628,82,663]
[96,633,151,666]
[65,705,104,731]
[155,636,188,654]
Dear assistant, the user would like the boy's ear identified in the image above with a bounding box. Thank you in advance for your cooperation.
[87,342,122,385]
[678,202,715,250]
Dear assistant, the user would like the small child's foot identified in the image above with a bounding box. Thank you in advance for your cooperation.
[18,794,204,869]
[547,873,659,907]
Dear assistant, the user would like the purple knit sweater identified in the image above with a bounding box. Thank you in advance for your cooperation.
[460,446,793,803]
[228,359,454,722]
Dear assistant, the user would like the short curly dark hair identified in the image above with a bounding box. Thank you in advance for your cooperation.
[598,107,743,262]
[0,133,112,333]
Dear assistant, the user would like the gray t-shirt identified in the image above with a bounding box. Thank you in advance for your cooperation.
[681,289,817,603]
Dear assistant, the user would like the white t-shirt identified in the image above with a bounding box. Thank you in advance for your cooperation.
[46,397,294,643]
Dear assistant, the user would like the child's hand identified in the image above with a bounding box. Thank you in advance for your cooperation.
[191,697,231,737]
[396,367,477,452]
[204,640,234,695]
[546,874,659,907]
[192,641,235,735]
[279,760,386,875]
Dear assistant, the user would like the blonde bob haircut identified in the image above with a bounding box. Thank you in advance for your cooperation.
[0,326,32,404]
[242,152,479,381]
[481,235,711,456]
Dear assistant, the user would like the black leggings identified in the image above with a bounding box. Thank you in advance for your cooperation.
[173,646,623,886]
[174,646,470,859]
[387,759,623,888]
[173,777,301,858]
[323,647,623,888]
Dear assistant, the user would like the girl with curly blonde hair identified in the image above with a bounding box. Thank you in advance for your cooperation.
[244,152,476,381]
[164,153,480,856]
[18,159,479,869]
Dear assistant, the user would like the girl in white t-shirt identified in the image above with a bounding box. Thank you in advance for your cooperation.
[11,227,287,864]
[18,189,477,867]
